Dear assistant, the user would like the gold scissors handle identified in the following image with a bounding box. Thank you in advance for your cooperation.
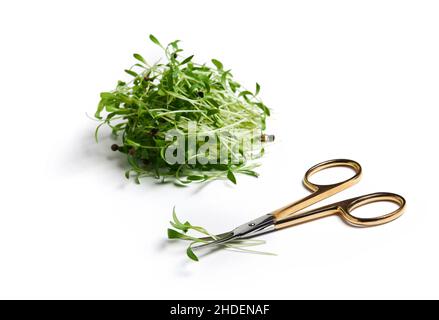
[272,159,363,220]
[275,192,405,229]
[272,159,405,229]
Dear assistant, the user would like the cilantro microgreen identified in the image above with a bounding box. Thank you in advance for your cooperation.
[95,35,272,184]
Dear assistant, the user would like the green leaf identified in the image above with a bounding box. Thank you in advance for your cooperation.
[133,53,146,64]
[186,246,199,261]
[171,211,191,233]
[149,34,161,47]
[227,171,237,184]
[170,221,189,233]
[211,59,223,70]
[206,109,219,116]
[228,80,240,92]
[124,69,138,77]
[172,207,184,226]
[187,175,205,181]
[168,228,184,239]
[105,104,119,113]
[220,70,230,85]
[239,170,259,178]
[95,100,105,119]
[238,90,253,97]
[255,83,260,95]
[169,40,181,50]
[256,102,270,116]
[180,55,194,65]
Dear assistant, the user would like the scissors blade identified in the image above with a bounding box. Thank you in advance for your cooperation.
[193,214,275,250]
[194,232,236,249]
[198,232,233,242]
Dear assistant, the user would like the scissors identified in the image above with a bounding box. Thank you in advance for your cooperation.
[197,159,406,248]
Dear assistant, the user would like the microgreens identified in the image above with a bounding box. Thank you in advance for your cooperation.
[167,208,275,261]
[95,35,272,185]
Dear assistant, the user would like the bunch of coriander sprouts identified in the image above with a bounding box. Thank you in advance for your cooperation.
[95,35,272,185]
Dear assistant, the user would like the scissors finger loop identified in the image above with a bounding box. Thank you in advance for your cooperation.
[339,192,406,227]
[303,159,362,193]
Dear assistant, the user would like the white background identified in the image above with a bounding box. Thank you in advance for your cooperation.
[0,0,438,299]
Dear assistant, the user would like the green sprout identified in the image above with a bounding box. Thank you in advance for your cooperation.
[167,208,275,261]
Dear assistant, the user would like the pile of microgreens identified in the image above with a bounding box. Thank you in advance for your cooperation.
[95,35,271,185]
[168,208,275,261]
